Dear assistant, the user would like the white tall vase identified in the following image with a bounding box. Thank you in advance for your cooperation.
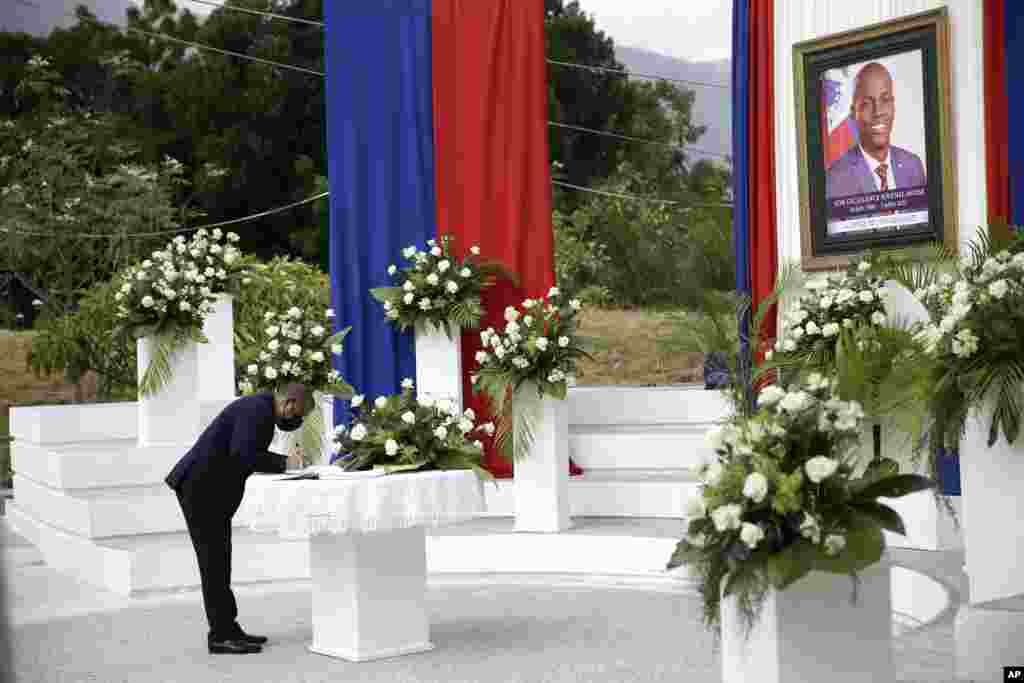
[721,561,892,683]
[513,384,571,533]
[198,293,236,401]
[414,321,462,411]
[137,336,201,447]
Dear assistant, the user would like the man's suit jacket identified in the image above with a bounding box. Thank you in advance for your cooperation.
[165,393,286,516]
[826,145,927,199]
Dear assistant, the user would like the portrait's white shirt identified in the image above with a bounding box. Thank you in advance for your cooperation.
[860,145,896,192]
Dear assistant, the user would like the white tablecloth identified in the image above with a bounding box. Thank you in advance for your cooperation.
[241,468,485,539]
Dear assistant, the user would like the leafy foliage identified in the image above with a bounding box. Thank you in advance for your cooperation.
[333,383,494,480]
[667,376,932,636]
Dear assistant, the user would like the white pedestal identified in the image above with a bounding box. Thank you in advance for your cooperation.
[137,337,201,447]
[198,293,235,401]
[308,527,433,661]
[319,395,335,466]
[955,604,1024,681]
[514,390,571,533]
[414,321,462,411]
[961,402,1024,607]
[721,562,892,683]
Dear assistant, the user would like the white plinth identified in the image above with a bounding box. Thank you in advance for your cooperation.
[308,527,433,662]
[721,562,892,683]
[414,321,462,411]
[136,336,201,447]
[514,389,571,533]
[198,293,235,401]
[955,604,1024,681]
[961,401,1024,608]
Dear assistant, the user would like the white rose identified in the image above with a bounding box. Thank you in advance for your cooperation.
[558,336,570,348]
[387,265,398,276]
[401,411,416,425]
[685,494,707,519]
[569,299,582,310]
[402,246,416,258]
[351,394,365,407]
[247,364,258,375]
[710,503,743,532]
[859,290,874,303]
[758,385,786,406]
[870,311,887,325]
[704,462,724,486]
[804,321,821,336]
[419,298,432,310]
[426,273,440,286]
[326,308,336,318]
[463,408,476,420]
[384,439,399,456]
[430,246,442,256]
[548,287,560,298]
[401,378,415,389]
[350,423,367,441]
[458,418,474,433]
[437,259,450,273]
[824,534,847,556]
[311,325,325,337]
[990,279,1009,299]
[433,426,448,440]
[310,351,325,362]
[446,281,459,294]
[821,322,840,337]
[331,343,343,355]
[404,293,415,305]
[805,456,839,483]
[779,390,812,414]
[288,344,302,358]
[535,337,550,351]
[141,296,155,308]
[742,472,769,503]
[179,301,191,312]
[403,281,416,292]
[740,522,765,549]
[264,367,278,380]
[460,267,472,278]
[800,514,821,543]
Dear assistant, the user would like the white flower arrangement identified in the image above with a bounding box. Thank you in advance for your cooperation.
[237,305,354,398]
[770,259,888,362]
[914,243,1024,447]
[668,374,932,636]
[370,234,509,335]
[332,379,494,476]
[114,229,246,395]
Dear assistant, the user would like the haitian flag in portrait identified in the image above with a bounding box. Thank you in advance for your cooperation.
[324,1,559,477]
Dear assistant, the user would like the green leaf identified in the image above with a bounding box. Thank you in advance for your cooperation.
[812,515,885,575]
[369,287,402,304]
[853,474,934,501]
[764,540,816,590]
[666,540,701,570]
[546,381,568,401]
[851,501,906,536]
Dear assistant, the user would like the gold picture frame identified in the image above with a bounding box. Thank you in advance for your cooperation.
[793,8,957,271]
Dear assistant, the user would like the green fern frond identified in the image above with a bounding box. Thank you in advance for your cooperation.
[138,329,189,397]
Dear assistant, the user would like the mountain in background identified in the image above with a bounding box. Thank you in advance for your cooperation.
[0,0,136,36]
[615,45,731,164]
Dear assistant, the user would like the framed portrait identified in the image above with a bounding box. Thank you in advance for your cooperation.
[793,8,956,270]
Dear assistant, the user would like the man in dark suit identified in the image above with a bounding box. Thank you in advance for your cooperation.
[166,383,311,654]
[826,62,927,199]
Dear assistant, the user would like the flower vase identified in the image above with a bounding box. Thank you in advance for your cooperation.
[721,560,892,683]
[137,335,201,447]
[513,384,571,533]
[198,293,236,401]
[960,399,1024,608]
[414,321,462,411]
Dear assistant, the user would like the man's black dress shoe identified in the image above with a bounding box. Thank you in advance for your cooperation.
[235,630,268,645]
[208,638,262,654]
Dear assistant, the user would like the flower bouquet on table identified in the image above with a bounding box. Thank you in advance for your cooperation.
[667,374,933,636]
[914,237,1024,449]
[471,288,592,460]
[331,378,495,480]
[114,228,247,396]
[370,234,512,336]
[238,305,354,466]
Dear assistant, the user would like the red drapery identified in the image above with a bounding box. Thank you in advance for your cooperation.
[431,1,579,477]
[984,0,1011,234]
[747,0,778,352]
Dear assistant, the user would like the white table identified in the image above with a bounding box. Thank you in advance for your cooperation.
[243,468,484,661]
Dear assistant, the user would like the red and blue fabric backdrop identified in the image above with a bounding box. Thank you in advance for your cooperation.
[324,1,564,477]
[984,0,1024,232]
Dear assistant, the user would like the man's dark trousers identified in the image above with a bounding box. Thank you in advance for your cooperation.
[176,474,239,640]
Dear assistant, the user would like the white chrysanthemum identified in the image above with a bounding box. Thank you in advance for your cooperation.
[401,378,415,389]
[385,439,399,456]
[685,494,707,519]
[742,472,769,503]
[740,522,765,549]
[264,367,278,380]
[350,423,367,441]
[351,394,365,408]
[446,281,459,294]
[824,534,847,556]
[710,503,743,532]
[805,456,839,483]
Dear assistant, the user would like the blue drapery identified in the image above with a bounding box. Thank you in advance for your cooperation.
[1007,2,1024,226]
[325,0,437,430]
[731,0,750,297]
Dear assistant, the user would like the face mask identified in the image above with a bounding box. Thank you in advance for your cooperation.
[276,415,304,432]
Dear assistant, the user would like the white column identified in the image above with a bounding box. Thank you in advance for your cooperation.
[319,395,336,465]
[721,562,892,683]
[197,293,236,401]
[308,527,433,661]
[414,321,462,411]
[137,337,201,447]
[514,387,571,533]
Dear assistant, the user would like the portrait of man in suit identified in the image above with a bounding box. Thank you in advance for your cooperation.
[825,61,927,200]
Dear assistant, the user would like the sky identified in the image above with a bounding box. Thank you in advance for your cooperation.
[576,0,733,63]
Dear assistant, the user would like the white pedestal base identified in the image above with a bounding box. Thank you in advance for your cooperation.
[961,403,1024,607]
[514,391,571,533]
[955,604,1024,681]
[414,321,462,411]
[137,337,201,447]
[198,293,235,401]
[721,562,892,683]
[309,527,432,662]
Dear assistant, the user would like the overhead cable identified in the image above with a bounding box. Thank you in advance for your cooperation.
[546,58,729,90]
